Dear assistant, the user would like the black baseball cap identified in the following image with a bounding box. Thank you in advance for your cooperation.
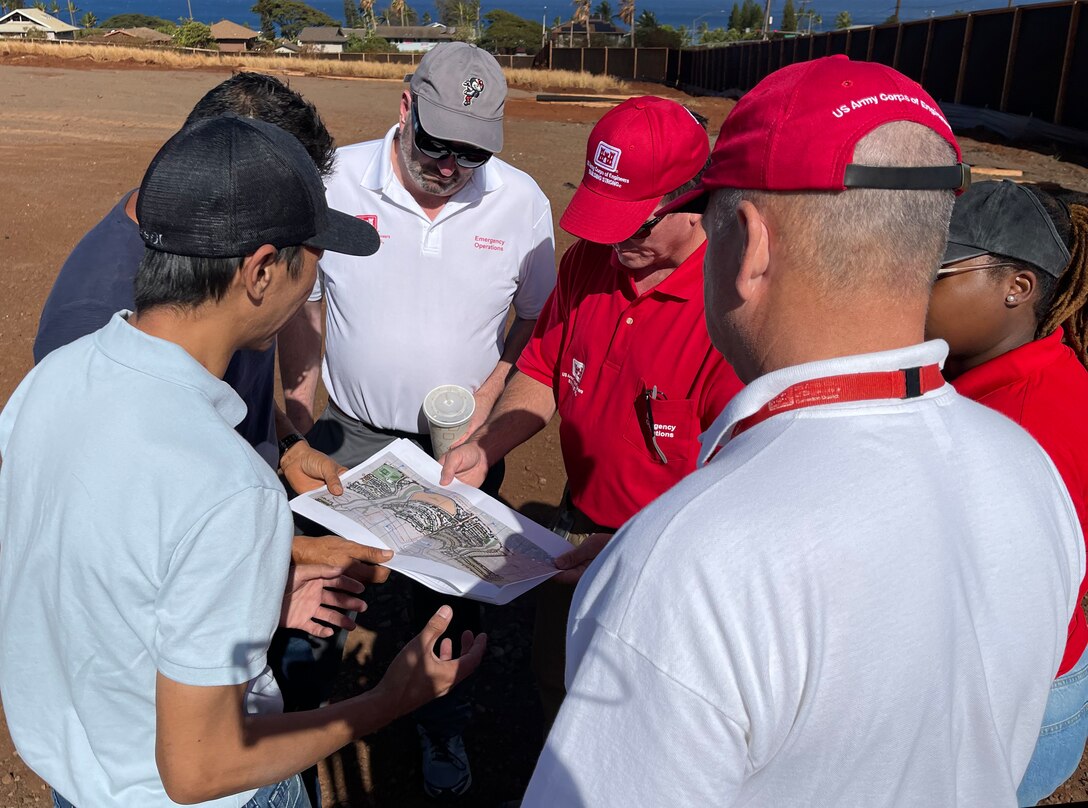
[942,180,1070,278]
[137,114,379,258]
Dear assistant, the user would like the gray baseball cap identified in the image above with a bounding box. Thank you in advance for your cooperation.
[410,42,506,154]
[943,180,1071,278]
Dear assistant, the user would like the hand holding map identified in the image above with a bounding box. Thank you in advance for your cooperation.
[290,440,573,605]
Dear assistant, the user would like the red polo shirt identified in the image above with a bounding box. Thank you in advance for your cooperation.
[954,328,1088,677]
[517,239,743,529]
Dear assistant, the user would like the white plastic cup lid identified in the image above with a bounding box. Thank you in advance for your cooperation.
[423,384,476,426]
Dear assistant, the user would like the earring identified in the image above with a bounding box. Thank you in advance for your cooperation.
[1006,295,1016,303]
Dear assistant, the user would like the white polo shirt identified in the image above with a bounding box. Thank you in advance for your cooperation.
[524,341,1085,808]
[315,126,556,433]
[0,314,293,807]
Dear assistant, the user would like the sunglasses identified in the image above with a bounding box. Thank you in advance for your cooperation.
[627,214,667,241]
[411,101,492,169]
[936,261,1022,280]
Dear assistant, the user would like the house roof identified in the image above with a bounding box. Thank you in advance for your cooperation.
[0,8,79,32]
[550,17,628,34]
[210,19,258,40]
[104,26,172,41]
[298,25,345,43]
[274,41,300,51]
[372,24,457,39]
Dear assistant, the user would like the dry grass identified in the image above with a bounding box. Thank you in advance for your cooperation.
[0,39,627,91]
[504,67,626,92]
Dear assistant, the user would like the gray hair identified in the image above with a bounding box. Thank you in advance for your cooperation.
[706,121,957,300]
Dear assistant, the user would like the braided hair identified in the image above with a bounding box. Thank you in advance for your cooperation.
[1034,187,1088,368]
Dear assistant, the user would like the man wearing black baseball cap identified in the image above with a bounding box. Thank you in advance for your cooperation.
[0,115,485,808]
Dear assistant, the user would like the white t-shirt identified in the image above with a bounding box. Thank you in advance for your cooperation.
[0,314,294,808]
[524,341,1084,808]
[315,126,556,433]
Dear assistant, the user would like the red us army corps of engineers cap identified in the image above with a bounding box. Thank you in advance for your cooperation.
[559,96,710,244]
[659,55,971,216]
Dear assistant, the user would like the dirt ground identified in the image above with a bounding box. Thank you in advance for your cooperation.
[2,57,1088,807]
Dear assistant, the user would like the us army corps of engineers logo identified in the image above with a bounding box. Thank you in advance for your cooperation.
[562,357,586,396]
[587,141,629,189]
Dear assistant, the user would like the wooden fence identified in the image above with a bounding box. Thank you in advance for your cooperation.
[538,0,1088,131]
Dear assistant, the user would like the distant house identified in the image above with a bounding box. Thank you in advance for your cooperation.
[103,27,172,44]
[298,25,347,53]
[368,23,458,52]
[274,40,300,54]
[549,17,629,47]
[210,19,259,52]
[0,8,79,40]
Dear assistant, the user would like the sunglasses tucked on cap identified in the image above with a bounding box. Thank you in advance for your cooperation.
[559,96,710,245]
[137,114,379,258]
[409,42,506,156]
[942,180,1071,278]
[660,55,971,217]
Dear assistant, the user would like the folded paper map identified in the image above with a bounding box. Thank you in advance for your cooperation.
[290,439,573,604]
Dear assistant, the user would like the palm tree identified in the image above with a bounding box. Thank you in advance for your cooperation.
[389,0,404,25]
[593,0,612,20]
[572,0,589,45]
[359,0,377,30]
[619,0,634,44]
[32,1,46,10]
[79,9,95,26]
[65,0,77,25]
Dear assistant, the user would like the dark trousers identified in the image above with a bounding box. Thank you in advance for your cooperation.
[532,489,615,737]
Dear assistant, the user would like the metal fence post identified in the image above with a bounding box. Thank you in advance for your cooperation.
[954,13,974,103]
[1000,7,1022,112]
[920,18,935,86]
[1054,0,1081,124]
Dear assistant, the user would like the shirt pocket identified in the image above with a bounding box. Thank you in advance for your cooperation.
[622,386,699,467]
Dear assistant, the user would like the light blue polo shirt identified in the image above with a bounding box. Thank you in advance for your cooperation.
[0,313,294,807]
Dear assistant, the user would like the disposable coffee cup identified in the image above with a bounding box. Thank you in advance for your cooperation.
[423,384,476,459]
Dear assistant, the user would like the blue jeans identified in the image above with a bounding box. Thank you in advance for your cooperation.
[52,775,311,808]
[1017,646,1088,806]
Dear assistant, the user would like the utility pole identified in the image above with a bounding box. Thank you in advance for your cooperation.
[762,0,773,37]
[893,0,901,21]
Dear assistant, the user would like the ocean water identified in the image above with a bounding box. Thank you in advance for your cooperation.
[87,0,1039,38]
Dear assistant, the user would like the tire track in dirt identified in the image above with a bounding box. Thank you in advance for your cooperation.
[0,111,178,143]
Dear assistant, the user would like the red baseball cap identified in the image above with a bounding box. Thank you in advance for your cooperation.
[560,96,710,244]
[660,56,969,215]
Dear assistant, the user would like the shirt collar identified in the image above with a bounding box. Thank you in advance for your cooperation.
[698,340,951,465]
[953,329,1068,401]
[94,312,247,427]
[610,241,707,302]
[361,125,504,203]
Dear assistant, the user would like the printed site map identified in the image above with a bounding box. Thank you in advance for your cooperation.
[315,452,557,586]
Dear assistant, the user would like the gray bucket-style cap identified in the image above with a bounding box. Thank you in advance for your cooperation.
[410,42,506,154]
[943,180,1071,278]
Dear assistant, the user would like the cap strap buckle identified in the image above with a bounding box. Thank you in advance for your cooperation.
[843,162,972,192]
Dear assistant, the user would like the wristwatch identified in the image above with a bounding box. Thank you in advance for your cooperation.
[278,433,306,459]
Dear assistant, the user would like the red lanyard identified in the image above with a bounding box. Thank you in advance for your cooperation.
[731,364,944,438]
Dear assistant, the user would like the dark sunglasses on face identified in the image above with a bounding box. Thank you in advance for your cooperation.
[628,214,667,241]
[411,101,492,169]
